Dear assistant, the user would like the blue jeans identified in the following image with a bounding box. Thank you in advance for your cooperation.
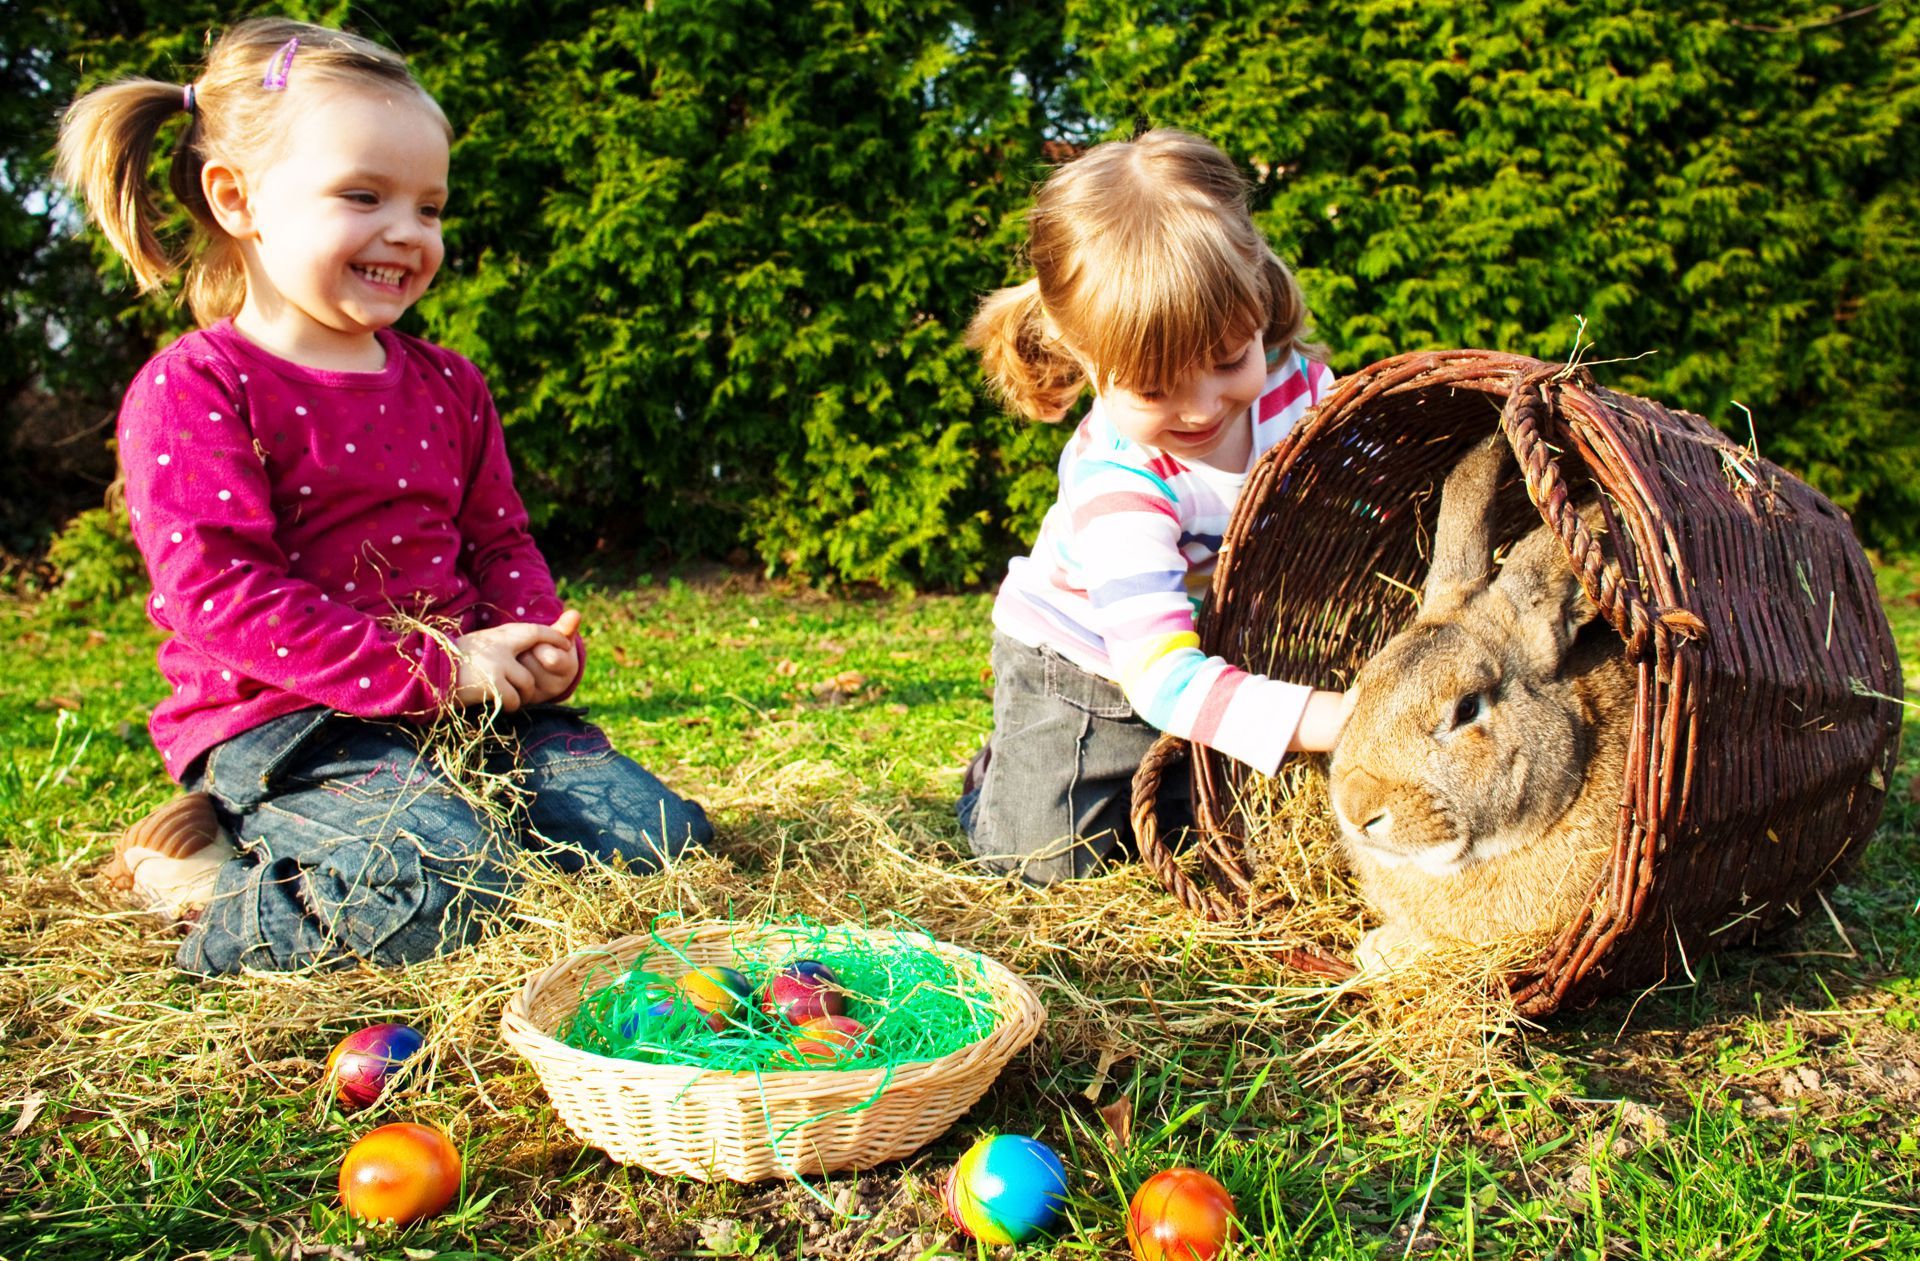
[177,705,711,974]
[957,633,1191,884]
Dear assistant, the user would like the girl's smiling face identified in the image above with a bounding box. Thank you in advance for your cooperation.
[214,83,449,369]
[1094,330,1267,467]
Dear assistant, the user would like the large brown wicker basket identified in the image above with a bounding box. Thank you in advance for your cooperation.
[1133,349,1903,1016]
[500,922,1045,1180]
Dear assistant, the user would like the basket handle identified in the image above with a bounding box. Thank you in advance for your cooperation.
[1131,734,1236,921]
[1501,370,1707,660]
[1130,735,1363,983]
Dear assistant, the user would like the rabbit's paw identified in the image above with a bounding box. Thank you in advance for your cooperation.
[1354,924,1431,976]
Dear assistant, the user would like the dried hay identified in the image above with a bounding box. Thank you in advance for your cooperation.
[0,750,1307,1131]
[0,698,1534,1250]
[1226,758,1545,1091]
[0,762,1536,1143]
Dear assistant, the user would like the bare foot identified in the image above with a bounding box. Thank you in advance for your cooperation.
[102,793,236,918]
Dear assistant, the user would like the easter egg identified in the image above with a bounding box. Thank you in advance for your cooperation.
[760,961,848,1025]
[643,993,729,1033]
[943,1134,1067,1244]
[325,1023,425,1112]
[644,966,750,1031]
[1127,1167,1236,1261]
[781,1014,870,1066]
[678,965,751,1016]
[610,971,671,1038]
[783,959,840,987]
[338,1122,462,1225]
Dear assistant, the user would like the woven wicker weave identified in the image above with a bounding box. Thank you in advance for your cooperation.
[500,922,1045,1180]
[1133,349,1903,1016]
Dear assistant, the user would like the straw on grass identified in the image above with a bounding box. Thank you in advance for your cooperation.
[1224,757,1544,1091]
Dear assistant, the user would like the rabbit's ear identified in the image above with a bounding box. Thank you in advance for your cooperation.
[1423,433,1509,612]
[1495,517,1601,670]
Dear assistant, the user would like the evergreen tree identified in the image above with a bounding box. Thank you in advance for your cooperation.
[17,0,1918,584]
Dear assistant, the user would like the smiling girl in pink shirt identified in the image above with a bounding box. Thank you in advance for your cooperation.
[57,18,710,972]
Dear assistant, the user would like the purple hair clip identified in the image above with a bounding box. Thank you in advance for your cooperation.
[181,82,197,114]
[262,36,300,91]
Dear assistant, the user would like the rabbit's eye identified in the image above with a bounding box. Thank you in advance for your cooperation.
[1450,692,1484,728]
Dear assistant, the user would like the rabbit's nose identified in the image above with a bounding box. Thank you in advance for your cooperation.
[1333,771,1392,840]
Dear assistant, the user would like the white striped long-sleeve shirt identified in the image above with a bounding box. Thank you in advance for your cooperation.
[991,352,1334,773]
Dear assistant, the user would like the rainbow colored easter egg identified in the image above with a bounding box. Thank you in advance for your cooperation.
[325,1023,425,1112]
[645,965,750,1031]
[643,993,729,1033]
[780,1015,870,1066]
[610,971,671,1038]
[760,960,848,1026]
[1127,1167,1237,1261]
[338,1122,462,1224]
[679,965,751,1014]
[943,1134,1067,1244]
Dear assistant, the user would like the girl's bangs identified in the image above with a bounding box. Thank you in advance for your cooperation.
[1074,235,1266,397]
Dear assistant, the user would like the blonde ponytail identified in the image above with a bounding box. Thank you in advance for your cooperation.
[55,79,199,297]
[967,278,1087,422]
[1260,252,1327,364]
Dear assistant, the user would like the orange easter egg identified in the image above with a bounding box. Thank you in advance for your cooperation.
[1127,1167,1236,1261]
[781,1014,870,1066]
[338,1122,462,1225]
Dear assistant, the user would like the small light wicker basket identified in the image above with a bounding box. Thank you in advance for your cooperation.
[499,921,1046,1181]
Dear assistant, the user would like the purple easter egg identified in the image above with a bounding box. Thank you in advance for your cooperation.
[326,1022,425,1111]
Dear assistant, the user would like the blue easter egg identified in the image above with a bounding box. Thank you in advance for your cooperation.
[943,1134,1067,1244]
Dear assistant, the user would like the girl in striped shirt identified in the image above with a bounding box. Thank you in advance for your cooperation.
[958,129,1352,883]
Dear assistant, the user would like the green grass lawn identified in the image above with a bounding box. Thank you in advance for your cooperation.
[2,562,1918,1260]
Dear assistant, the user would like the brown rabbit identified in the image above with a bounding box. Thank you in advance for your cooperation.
[1327,434,1635,971]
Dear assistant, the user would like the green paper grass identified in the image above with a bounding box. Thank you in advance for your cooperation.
[557,921,1000,1073]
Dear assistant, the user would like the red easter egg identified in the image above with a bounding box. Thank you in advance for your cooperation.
[325,1023,425,1111]
[338,1122,462,1225]
[1127,1167,1237,1261]
[781,1015,869,1066]
[782,959,840,987]
[760,969,847,1025]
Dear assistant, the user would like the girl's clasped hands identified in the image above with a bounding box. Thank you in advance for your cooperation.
[451,610,583,712]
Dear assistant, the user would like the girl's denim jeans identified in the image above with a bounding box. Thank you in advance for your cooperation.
[957,632,1190,884]
[177,704,711,974]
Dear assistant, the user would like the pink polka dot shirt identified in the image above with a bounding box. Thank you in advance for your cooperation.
[119,320,571,780]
